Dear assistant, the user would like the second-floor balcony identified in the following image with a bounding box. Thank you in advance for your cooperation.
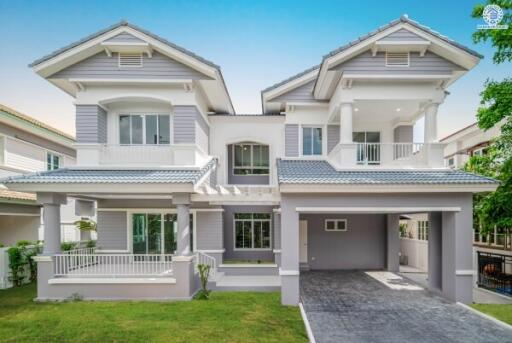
[328,142,445,168]
[76,144,209,168]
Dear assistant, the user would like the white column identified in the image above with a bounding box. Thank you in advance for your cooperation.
[173,193,191,256]
[424,103,439,143]
[37,193,67,255]
[339,103,353,143]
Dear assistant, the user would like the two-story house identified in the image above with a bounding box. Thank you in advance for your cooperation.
[0,104,90,246]
[3,16,498,305]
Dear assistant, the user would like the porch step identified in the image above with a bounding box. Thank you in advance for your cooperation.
[212,274,281,292]
[217,264,279,276]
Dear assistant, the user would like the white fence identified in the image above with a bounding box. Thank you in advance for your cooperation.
[54,253,174,277]
[194,251,217,280]
[400,238,428,272]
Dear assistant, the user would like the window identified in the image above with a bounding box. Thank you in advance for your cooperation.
[132,212,194,254]
[386,52,409,66]
[302,127,322,156]
[417,221,429,241]
[447,157,455,167]
[325,219,348,232]
[472,147,486,157]
[47,152,60,170]
[119,114,170,145]
[233,143,269,175]
[118,53,143,67]
[234,213,271,250]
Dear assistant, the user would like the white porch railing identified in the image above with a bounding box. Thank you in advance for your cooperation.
[356,143,425,165]
[61,247,95,255]
[194,251,216,280]
[54,254,174,277]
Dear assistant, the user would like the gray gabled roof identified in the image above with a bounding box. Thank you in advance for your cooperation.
[30,20,220,68]
[2,159,216,185]
[261,15,482,103]
[277,159,498,185]
[322,15,483,62]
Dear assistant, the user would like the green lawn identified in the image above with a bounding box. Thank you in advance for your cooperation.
[0,283,307,343]
[471,304,512,325]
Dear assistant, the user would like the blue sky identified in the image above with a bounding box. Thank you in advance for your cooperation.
[0,0,508,137]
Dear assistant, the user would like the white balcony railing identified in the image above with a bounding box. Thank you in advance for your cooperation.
[329,142,445,168]
[76,143,209,167]
[54,253,174,277]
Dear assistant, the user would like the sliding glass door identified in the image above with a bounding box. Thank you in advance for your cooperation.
[132,213,193,254]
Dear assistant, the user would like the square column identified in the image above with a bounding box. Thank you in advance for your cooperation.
[428,212,442,291]
[339,102,353,143]
[173,193,191,256]
[280,201,299,306]
[441,197,473,303]
[424,103,439,143]
[37,193,67,255]
[386,214,400,272]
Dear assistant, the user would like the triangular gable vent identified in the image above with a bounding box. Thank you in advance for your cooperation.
[118,53,143,67]
[385,52,409,66]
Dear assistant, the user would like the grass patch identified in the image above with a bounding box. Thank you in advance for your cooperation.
[0,283,307,343]
[471,304,512,325]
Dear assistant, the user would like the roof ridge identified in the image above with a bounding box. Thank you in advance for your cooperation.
[261,64,320,93]
[0,104,75,141]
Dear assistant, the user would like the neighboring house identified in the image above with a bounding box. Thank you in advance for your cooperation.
[3,16,499,304]
[441,121,502,169]
[0,105,90,246]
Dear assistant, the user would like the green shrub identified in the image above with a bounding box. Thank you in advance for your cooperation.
[61,242,77,251]
[16,240,32,247]
[194,264,211,300]
[0,242,4,248]
[86,240,96,248]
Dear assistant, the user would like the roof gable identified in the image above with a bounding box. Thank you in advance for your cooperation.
[103,32,145,44]
[379,28,428,42]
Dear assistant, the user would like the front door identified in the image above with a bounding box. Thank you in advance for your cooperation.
[299,220,308,263]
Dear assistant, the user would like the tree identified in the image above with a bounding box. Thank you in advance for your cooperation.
[466,1,512,243]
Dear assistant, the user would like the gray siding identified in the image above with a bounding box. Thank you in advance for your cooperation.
[223,205,275,261]
[97,211,127,251]
[327,125,340,153]
[103,32,145,43]
[394,125,413,143]
[380,28,428,42]
[227,144,269,185]
[301,213,386,270]
[330,51,466,75]
[272,80,317,103]
[195,110,209,153]
[51,51,211,80]
[76,105,107,143]
[0,203,40,215]
[173,106,198,144]
[196,211,223,250]
[285,124,299,157]
[0,123,75,157]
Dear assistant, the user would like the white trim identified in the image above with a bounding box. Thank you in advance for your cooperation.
[97,208,223,213]
[299,302,317,343]
[48,277,177,284]
[172,255,195,262]
[93,249,130,253]
[455,270,475,276]
[296,207,461,213]
[280,184,498,193]
[342,73,452,80]
[33,255,53,262]
[300,125,326,158]
[0,212,40,216]
[273,208,282,213]
[457,302,512,332]
[273,249,282,253]
[279,269,300,276]
[69,78,194,84]
[231,143,270,176]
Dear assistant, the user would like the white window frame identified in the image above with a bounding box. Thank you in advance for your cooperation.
[231,143,270,176]
[324,219,348,232]
[385,52,410,67]
[472,147,485,156]
[300,125,325,157]
[417,220,429,241]
[118,113,171,145]
[46,151,61,170]
[118,53,143,68]
[233,213,272,251]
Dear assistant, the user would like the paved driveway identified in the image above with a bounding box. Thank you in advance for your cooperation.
[300,270,512,343]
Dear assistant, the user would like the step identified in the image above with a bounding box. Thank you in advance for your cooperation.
[217,263,279,276]
[212,275,281,292]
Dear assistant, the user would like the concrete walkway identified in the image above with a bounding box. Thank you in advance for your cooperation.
[300,270,512,343]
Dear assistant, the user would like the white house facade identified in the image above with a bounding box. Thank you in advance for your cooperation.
[2,17,498,305]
